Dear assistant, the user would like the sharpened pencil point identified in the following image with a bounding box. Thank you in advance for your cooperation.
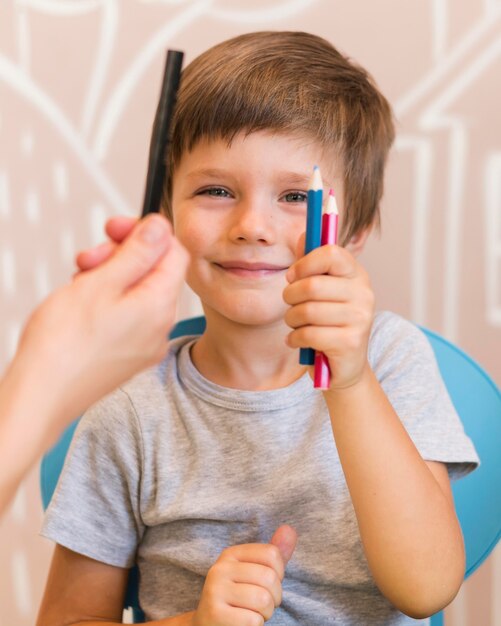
[324,188,339,215]
[310,165,323,191]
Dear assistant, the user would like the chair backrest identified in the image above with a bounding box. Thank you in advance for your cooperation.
[419,327,501,625]
[40,317,500,624]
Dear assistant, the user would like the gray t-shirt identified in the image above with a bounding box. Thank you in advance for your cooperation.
[42,311,479,625]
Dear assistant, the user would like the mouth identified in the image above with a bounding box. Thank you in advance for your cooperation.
[214,261,289,278]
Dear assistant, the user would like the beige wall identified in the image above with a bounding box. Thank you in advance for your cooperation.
[0,1,500,624]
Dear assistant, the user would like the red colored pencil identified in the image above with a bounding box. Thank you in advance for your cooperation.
[314,189,339,390]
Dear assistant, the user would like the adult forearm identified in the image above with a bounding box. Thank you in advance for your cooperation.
[0,355,64,514]
[324,364,464,617]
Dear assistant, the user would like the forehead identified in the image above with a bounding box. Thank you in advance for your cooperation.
[175,130,343,183]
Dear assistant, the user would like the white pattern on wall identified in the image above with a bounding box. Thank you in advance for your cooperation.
[0,1,499,625]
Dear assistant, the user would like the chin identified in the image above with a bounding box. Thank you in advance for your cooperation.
[211,300,286,328]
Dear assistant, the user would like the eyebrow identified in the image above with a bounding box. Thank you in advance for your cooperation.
[185,168,322,188]
[277,172,311,186]
[185,168,231,181]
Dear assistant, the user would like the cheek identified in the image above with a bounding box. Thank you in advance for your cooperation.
[182,231,206,254]
[174,216,208,253]
[288,220,307,256]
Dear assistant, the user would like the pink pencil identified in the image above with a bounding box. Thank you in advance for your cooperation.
[314,189,339,390]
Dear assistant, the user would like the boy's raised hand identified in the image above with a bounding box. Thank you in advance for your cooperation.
[283,237,375,391]
[193,525,297,626]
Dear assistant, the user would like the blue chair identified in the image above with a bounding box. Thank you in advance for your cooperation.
[40,317,501,624]
[418,327,501,625]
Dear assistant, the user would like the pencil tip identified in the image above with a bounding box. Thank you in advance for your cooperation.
[325,189,339,215]
[310,165,323,191]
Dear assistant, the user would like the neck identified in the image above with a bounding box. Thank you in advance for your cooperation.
[190,312,306,391]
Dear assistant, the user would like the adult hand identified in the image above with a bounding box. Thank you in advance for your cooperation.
[76,215,139,271]
[193,525,297,626]
[0,214,189,514]
[20,213,188,425]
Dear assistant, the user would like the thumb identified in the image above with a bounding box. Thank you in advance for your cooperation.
[270,525,297,568]
[98,214,173,291]
[295,231,306,260]
[286,233,306,283]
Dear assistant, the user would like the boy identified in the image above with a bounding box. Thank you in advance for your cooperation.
[38,32,478,626]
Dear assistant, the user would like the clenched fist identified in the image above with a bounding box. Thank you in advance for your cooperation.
[193,525,297,626]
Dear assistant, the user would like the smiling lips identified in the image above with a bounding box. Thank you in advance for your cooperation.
[215,260,289,277]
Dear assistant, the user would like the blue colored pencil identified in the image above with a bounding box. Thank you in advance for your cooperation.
[299,166,323,366]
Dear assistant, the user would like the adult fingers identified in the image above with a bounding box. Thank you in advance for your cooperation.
[96,214,173,292]
[75,216,138,271]
[76,241,117,272]
[105,215,138,243]
[129,235,189,303]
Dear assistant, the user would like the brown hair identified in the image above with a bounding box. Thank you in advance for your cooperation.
[163,31,395,244]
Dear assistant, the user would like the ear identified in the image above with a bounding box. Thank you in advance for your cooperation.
[344,226,372,257]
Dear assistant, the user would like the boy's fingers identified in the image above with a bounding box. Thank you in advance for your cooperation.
[283,275,353,306]
[285,301,353,328]
[270,525,297,567]
[221,543,286,580]
[287,245,355,282]
[226,582,275,620]
[228,562,282,607]
[97,214,173,292]
[105,215,138,243]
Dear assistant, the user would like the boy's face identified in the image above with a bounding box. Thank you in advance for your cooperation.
[171,130,344,328]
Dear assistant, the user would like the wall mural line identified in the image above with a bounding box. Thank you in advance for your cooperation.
[0,1,499,624]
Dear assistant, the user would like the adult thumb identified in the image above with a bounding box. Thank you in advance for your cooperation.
[98,214,172,291]
[270,525,297,568]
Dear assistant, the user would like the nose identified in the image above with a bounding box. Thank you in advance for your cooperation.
[228,196,276,245]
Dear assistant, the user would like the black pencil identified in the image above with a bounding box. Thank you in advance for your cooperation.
[141,49,184,217]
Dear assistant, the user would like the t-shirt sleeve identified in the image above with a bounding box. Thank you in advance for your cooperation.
[41,388,145,568]
[369,311,480,481]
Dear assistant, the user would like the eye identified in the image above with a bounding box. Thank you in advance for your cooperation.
[197,186,232,198]
[281,191,307,203]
